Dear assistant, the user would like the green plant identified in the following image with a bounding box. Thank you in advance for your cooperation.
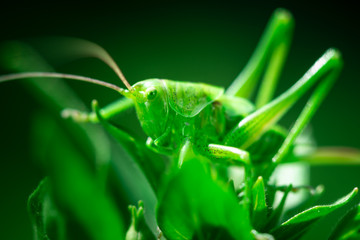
[1,8,360,240]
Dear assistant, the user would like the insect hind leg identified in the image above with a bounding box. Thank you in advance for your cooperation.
[223,49,342,181]
[192,143,253,212]
[226,8,294,109]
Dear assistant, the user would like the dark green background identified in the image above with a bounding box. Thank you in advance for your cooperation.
[0,1,359,239]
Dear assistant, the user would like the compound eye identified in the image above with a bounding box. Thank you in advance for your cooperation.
[146,87,157,100]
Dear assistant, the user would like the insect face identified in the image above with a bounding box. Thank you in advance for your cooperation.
[131,79,169,139]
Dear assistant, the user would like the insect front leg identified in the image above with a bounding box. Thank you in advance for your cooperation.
[191,142,252,212]
[62,97,134,123]
[226,8,294,109]
[224,49,342,175]
[146,126,173,156]
[177,139,253,215]
[178,140,250,166]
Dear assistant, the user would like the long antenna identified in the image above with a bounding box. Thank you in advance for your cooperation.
[49,37,133,91]
[114,66,132,91]
[81,42,132,90]
[0,72,129,95]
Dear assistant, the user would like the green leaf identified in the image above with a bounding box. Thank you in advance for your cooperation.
[252,176,268,230]
[126,201,155,240]
[32,113,126,240]
[157,159,253,240]
[92,99,165,191]
[299,200,358,240]
[28,178,66,240]
[336,205,360,239]
[264,184,292,231]
[324,205,358,240]
[282,185,324,222]
[271,188,360,240]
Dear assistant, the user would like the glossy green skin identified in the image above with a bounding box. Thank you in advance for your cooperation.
[131,78,284,163]
[133,79,237,151]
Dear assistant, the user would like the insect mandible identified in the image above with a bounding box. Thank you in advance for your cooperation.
[0,9,343,203]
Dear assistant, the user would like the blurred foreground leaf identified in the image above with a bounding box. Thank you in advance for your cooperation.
[1,41,159,236]
[93,100,165,191]
[28,178,65,240]
[157,159,253,240]
[32,113,125,240]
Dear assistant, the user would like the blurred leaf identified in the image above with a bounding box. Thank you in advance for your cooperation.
[251,230,275,240]
[0,41,112,188]
[264,184,292,231]
[271,188,360,240]
[298,147,360,165]
[264,185,277,214]
[1,41,159,236]
[157,159,253,240]
[28,178,66,240]
[126,201,155,240]
[337,205,360,239]
[93,100,165,191]
[328,205,359,240]
[32,113,125,240]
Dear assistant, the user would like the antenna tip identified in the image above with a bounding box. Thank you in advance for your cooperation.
[91,99,99,109]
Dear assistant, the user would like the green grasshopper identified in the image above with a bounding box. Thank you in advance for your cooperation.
[0,9,342,202]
